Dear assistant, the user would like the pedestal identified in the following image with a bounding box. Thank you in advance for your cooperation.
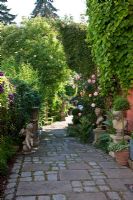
[110,135,131,143]
[31,107,40,147]
[93,128,106,144]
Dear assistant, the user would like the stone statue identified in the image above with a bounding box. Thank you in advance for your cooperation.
[112,111,127,136]
[110,111,130,143]
[93,107,105,144]
[95,107,104,129]
[19,123,34,153]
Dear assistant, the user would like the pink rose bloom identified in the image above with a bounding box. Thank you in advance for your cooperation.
[91,74,96,79]
[91,103,96,107]
[92,80,96,84]
[87,79,92,83]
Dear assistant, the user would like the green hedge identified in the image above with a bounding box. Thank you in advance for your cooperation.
[0,136,17,175]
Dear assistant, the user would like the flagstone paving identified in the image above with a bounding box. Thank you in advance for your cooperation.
[3,120,133,200]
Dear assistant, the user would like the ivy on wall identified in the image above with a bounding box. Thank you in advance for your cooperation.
[86,0,133,96]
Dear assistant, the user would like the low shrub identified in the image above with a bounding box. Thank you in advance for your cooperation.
[94,133,112,153]
[0,136,17,175]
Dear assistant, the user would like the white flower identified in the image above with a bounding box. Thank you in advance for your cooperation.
[89,94,92,97]
[92,80,96,84]
[72,85,75,89]
[87,79,92,83]
[94,92,98,96]
[91,74,96,79]
[78,113,82,116]
[91,103,96,107]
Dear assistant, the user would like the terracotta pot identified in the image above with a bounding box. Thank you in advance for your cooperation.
[115,150,129,166]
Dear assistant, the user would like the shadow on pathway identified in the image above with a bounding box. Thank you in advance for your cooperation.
[3,120,133,200]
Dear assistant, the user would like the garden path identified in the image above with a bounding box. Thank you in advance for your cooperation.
[4,117,133,200]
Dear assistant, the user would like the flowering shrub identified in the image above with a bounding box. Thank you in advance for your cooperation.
[0,72,15,108]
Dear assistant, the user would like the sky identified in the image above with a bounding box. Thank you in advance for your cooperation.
[7,0,87,24]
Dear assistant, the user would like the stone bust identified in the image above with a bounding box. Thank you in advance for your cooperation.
[112,111,127,135]
[95,107,104,129]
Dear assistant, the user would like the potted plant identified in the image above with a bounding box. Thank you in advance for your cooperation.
[108,141,129,166]
[130,132,133,160]
[113,96,130,112]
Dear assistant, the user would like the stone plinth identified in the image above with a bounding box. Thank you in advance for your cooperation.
[93,128,106,144]
[110,135,131,144]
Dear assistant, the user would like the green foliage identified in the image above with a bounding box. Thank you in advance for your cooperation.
[68,114,94,143]
[56,19,95,77]
[0,79,41,135]
[113,96,130,111]
[0,72,15,108]
[108,141,129,152]
[86,0,133,95]
[0,136,17,175]
[77,116,94,143]
[95,133,112,153]
[67,124,79,137]
[72,108,80,116]
[0,0,16,24]
[11,79,41,132]
[103,111,116,134]
[1,17,70,97]
[1,17,71,121]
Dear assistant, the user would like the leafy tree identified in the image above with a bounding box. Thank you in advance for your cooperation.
[86,0,133,96]
[32,0,58,18]
[1,17,71,120]
[0,0,16,24]
[1,17,69,96]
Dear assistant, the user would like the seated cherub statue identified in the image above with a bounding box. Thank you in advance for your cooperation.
[19,123,34,152]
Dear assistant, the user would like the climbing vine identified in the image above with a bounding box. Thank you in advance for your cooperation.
[86,0,133,95]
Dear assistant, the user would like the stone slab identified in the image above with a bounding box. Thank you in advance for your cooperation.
[17,181,72,195]
[60,170,91,180]
[22,164,49,172]
[122,192,133,200]
[67,162,92,170]
[67,192,107,200]
[98,162,120,169]
[106,179,133,191]
[103,168,133,179]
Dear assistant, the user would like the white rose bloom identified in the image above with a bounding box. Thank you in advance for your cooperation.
[91,103,96,107]
[94,92,98,96]
[88,79,92,83]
